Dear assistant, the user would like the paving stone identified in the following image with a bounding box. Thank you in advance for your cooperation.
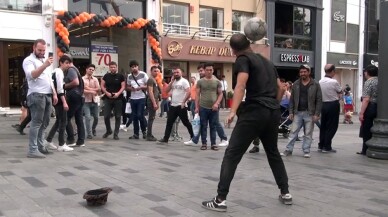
[141,194,166,202]
[95,159,117,166]
[122,168,139,173]
[159,168,175,173]
[58,171,75,177]
[21,177,47,188]
[155,160,181,167]
[74,166,90,171]
[56,188,78,195]
[8,160,22,164]
[150,206,180,216]
[0,171,14,176]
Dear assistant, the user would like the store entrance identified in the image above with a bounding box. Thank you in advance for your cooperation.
[7,42,33,106]
[73,58,90,76]
[277,66,316,83]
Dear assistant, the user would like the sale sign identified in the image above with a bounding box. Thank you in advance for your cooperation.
[91,44,118,77]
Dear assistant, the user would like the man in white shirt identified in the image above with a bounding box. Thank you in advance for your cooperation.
[319,64,342,153]
[220,75,228,109]
[158,67,194,144]
[127,60,148,139]
[22,39,58,158]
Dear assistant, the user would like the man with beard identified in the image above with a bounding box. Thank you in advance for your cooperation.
[157,67,194,144]
[145,66,161,141]
[281,65,322,158]
[22,39,58,158]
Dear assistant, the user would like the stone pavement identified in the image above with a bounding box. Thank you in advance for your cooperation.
[0,111,387,217]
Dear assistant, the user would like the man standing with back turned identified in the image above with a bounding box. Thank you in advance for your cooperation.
[202,33,292,212]
[319,64,342,153]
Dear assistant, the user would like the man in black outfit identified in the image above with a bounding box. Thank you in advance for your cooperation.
[101,61,126,140]
[202,33,292,212]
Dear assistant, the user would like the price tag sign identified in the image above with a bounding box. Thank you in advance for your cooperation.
[91,45,118,77]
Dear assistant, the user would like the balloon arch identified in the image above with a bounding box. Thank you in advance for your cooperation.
[54,11,162,65]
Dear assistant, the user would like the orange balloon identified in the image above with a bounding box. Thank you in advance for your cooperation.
[75,16,81,23]
[57,11,65,16]
[55,27,61,33]
[55,19,61,24]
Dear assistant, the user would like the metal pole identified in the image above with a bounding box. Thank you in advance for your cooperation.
[366,0,388,159]
[88,0,92,63]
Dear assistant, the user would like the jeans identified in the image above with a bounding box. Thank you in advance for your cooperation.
[27,93,52,153]
[221,91,227,109]
[20,107,31,131]
[189,100,196,118]
[199,107,218,145]
[103,98,122,136]
[83,102,99,137]
[160,99,169,116]
[131,98,147,136]
[66,94,85,145]
[163,105,194,141]
[319,101,340,151]
[192,111,227,144]
[285,111,314,153]
[46,102,67,146]
[217,103,289,199]
[146,100,156,137]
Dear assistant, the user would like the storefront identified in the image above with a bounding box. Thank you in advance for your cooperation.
[160,37,270,92]
[266,0,323,82]
[327,52,359,112]
[364,54,378,68]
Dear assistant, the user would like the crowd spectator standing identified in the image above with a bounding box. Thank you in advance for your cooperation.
[358,65,378,155]
[64,61,86,147]
[45,55,73,152]
[127,60,148,139]
[319,64,342,153]
[189,76,197,118]
[82,64,100,139]
[101,61,126,140]
[145,66,161,141]
[159,79,170,117]
[22,39,58,158]
[220,75,228,109]
[281,64,322,158]
[157,67,194,144]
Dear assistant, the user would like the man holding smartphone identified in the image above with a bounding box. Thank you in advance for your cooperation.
[22,39,58,158]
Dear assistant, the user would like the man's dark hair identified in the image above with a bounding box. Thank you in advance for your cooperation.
[129,60,139,67]
[197,64,205,70]
[364,65,378,77]
[86,64,95,69]
[33,39,46,47]
[150,65,159,71]
[172,66,184,72]
[229,33,250,52]
[59,55,72,64]
[204,62,214,68]
[324,64,335,73]
[108,61,117,66]
[299,64,311,72]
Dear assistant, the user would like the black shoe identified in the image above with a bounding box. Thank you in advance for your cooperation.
[92,129,96,136]
[114,135,119,140]
[202,197,227,212]
[129,135,139,139]
[296,137,302,141]
[157,139,168,144]
[12,124,20,128]
[87,135,93,139]
[146,136,157,141]
[142,131,147,139]
[322,149,337,153]
[16,126,26,135]
[279,194,293,205]
[103,131,112,138]
[249,146,260,153]
[356,151,366,155]
[39,147,53,155]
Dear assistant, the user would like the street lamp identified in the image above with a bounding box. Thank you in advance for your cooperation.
[366,0,388,159]
[192,30,206,39]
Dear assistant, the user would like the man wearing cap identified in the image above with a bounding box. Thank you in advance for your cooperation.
[319,64,342,153]
[281,65,322,158]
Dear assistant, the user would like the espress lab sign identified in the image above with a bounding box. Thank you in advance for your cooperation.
[280,53,310,63]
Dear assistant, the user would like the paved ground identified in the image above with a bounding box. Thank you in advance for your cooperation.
[0,111,387,217]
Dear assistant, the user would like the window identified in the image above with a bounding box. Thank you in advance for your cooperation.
[232,11,254,32]
[163,2,189,25]
[199,7,224,37]
[274,3,312,50]
[0,0,41,13]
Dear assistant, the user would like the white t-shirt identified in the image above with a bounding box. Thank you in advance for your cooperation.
[170,78,190,106]
[319,77,342,102]
[127,71,149,100]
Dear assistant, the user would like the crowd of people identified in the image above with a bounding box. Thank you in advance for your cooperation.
[16,36,379,212]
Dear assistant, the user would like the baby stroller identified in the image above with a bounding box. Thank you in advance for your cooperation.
[278,106,291,138]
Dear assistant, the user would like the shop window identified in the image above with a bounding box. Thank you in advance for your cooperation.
[163,61,188,78]
[163,2,189,35]
[232,11,254,32]
[199,7,224,37]
[274,3,312,50]
[0,0,41,13]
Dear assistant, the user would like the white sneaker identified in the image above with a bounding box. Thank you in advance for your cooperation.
[218,140,229,147]
[67,143,76,147]
[46,142,58,150]
[57,144,74,152]
[303,153,311,158]
[184,139,195,146]
[119,124,125,130]
[122,127,128,132]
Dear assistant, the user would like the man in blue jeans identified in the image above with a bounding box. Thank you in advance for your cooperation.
[22,39,58,158]
[281,65,322,158]
[82,64,100,139]
[127,60,148,139]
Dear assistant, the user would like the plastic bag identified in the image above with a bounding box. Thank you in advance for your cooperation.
[125,102,132,114]
[191,113,200,136]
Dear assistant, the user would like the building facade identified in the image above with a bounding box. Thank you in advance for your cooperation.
[363,0,379,71]
[266,0,323,82]
[322,0,366,112]
[160,0,269,93]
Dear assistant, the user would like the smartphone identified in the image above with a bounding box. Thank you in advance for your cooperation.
[48,52,53,57]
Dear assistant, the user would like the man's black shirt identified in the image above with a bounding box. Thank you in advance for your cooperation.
[103,72,125,95]
[232,52,279,109]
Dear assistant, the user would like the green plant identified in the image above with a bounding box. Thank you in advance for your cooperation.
[227,91,234,99]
